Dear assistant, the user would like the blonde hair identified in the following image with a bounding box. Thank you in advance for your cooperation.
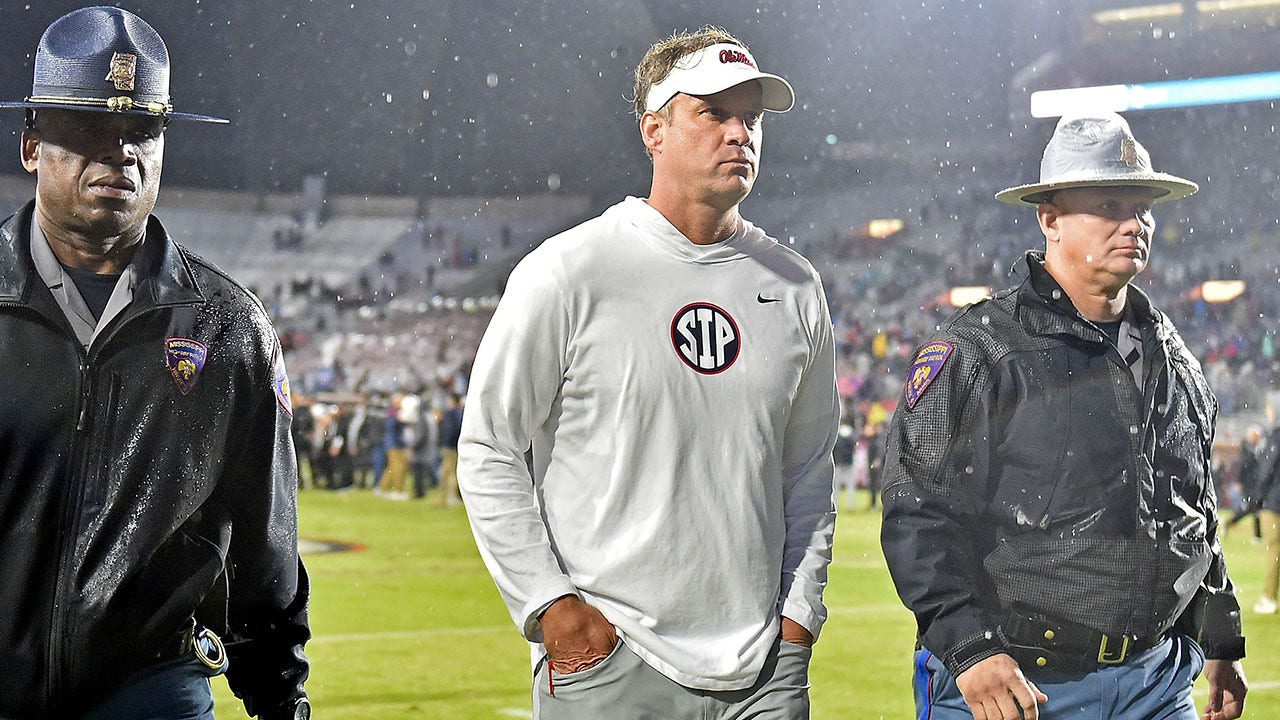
[631,26,747,120]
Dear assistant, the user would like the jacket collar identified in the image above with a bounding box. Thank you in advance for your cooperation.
[0,202,38,303]
[0,200,204,311]
[1013,250,1159,341]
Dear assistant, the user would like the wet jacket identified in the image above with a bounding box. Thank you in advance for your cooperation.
[0,203,309,718]
[881,253,1244,676]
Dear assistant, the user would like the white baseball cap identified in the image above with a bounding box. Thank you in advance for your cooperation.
[644,42,795,113]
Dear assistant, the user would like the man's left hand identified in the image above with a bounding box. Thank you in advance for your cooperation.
[780,616,814,647]
[1201,659,1247,720]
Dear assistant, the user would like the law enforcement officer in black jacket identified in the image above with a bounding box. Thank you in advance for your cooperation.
[0,7,310,720]
[881,113,1247,720]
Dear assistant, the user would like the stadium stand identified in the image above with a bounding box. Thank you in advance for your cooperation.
[0,92,1274,486]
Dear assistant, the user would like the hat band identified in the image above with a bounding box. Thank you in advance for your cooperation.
[26,94,172,116]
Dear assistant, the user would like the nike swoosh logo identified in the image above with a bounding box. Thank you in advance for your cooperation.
[757,294,781,304]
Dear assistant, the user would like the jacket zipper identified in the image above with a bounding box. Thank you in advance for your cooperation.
[46,305,172,710]
[48,356,94,708]
[1132,333,1163,633]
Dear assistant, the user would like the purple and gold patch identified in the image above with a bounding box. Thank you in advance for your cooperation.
[272,347,293,416]
[904,341,954,410]
[165,338,208,396]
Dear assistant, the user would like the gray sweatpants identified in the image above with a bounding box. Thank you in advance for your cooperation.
[533,637,811,719]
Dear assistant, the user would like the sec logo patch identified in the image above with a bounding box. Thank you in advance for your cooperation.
[671,302,740,374]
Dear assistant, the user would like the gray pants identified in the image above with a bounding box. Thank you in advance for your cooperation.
[533,637,811,719]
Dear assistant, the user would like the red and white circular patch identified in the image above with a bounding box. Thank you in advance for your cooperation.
[670,302,740,374]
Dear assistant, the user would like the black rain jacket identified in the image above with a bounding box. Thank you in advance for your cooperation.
[881,252,1244,675]
[0,202,309,718]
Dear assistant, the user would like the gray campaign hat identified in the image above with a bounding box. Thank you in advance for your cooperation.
[995,112,1196,206]
[0,6,228,123]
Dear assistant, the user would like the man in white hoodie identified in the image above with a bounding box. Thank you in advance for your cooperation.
[458,26,838,719]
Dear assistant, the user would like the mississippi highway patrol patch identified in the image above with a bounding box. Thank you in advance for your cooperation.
[165,338,207,396]
[272,347,293,416]
[904,341,953,410]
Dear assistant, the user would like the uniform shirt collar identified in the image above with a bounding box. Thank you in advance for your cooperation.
[30,215,139,349]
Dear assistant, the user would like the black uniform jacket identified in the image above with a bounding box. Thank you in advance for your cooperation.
[0,202,309,718]
[881,252,1244,675]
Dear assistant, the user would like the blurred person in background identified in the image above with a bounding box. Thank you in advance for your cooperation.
[307,404,336,490]
[881,113,1246,720]
[356,392,389,490]
[410,391,439,498]
[1226,424,1265,542]
[459,26,837,719]
[0,7,309,720]
[860,420,883,510]
[435,392,464,507]
[832,417,858,511]
[324,403,356,491]
[290,393,315,488]
[1240,410,1280,615]
[379,393,413,499]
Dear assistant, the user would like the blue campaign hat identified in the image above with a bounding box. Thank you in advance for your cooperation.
[0,6,227,124]
[995,112,1196,207]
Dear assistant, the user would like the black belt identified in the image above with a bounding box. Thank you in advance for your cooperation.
[156,625,197,661]
[1003,611,1168,672]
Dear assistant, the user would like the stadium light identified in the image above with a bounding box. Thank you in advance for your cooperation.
[1030,71,1280,117]
[1199,280,1246,303]
[948,286,992,307]
[1094,0,1280,23]
[1093,3,1182,23]
[1193,0,1280,11]
[866,218,906,239]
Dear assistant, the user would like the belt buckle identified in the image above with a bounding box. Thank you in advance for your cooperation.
[193,626,228,672]
[1097,633,1130,664]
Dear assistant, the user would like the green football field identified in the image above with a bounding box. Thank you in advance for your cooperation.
[211,488,1279,718]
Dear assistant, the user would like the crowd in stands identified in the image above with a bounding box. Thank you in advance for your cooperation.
[8,103,1271,504]
[278,113,1276,502]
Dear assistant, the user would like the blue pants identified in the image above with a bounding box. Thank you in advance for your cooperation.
[82,655,221,720]
[914,634,1205,720]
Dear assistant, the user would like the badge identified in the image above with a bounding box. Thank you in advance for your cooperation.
[272,347,293,416]
[105,51,137,92]
[1120,136,1140,169]
[670,302,740,375]
[165,338,208,396]
[904,341,953,410]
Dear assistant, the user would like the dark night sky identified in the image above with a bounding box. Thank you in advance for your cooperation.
[0,1,1274,201]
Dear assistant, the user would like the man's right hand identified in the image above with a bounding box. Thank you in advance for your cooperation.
[538,595,617,674]
[955,653,1048,720]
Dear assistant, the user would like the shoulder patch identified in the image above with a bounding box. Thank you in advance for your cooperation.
[272,347,293,416]
[904,341,954,410]
[165,338,207,396]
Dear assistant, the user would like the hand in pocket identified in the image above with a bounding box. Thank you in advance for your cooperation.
[539,595,618,673]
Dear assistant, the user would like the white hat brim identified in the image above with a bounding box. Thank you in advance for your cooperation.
[647,73,794,113]
[644,43,795,113]
[995,172,1199,207]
